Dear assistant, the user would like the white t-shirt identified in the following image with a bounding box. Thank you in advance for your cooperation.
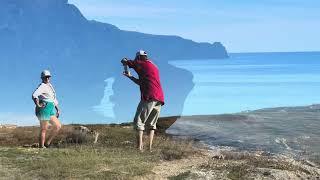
[32,83,58,106]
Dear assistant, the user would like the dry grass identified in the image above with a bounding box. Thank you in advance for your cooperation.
[0,124,199,179]
[3,124,317,179]
[168,171,192,180]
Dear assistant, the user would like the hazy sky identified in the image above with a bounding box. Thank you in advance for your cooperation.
[69,0,320,53]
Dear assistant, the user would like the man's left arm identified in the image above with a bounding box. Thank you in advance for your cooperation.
[121,59,137,69]
[123,73,141,85]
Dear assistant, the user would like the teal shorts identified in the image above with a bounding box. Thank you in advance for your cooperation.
[35,101,56,121]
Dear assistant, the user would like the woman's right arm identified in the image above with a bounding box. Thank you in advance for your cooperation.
[32,84,43,107]
[32,97,42,108]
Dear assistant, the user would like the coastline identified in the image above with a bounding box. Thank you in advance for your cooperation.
[0,126,319,179]
[1,104,320,179]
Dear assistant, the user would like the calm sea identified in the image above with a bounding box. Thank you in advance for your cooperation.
[167,52,320,161]
[169,52,320,115]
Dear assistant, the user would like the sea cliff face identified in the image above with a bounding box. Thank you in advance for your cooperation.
[0,0,228,122]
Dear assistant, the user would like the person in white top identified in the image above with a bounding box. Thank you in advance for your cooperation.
[32,70,62,148]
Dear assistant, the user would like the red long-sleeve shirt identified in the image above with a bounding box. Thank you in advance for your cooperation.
[127,59,165,105]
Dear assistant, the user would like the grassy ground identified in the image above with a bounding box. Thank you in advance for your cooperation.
[1,124,320,179]
[0,124,198,179]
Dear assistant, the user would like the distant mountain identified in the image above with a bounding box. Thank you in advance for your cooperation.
[0,0,228,124]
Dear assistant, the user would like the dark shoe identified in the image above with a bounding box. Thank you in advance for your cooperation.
[44,143,52,148]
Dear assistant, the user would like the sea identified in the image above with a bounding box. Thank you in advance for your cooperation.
[167,52,320,161]
[169,52,320,115]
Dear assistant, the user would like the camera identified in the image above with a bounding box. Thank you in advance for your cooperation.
[121,58,130,75]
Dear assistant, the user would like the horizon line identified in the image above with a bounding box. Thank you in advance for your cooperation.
[229,50,320,54]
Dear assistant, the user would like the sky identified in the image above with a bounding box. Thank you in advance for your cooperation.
[68,0,320,53]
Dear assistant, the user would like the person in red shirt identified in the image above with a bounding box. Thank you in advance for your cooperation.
[121,50,164,152]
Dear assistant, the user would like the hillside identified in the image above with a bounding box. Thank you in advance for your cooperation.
[0,0,228,123]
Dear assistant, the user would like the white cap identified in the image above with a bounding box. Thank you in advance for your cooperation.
[41,70,51,78]
[136,50,147,56]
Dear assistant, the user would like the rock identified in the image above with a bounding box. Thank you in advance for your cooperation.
[212,155,225,160]
[65,126,99,144]
[263,171,271,176]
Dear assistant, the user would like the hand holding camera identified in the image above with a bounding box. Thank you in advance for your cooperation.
[121,58,128,65]
[121,58,131,77]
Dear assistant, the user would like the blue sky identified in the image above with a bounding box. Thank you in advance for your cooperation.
[68,0,320,52]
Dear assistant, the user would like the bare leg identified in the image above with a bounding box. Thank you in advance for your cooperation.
[39,121,48,148]
[46,116,62,146]
[137,130,144,151]
[149,130,155,152]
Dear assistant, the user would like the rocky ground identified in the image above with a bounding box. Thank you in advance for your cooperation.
[152,149,320,180]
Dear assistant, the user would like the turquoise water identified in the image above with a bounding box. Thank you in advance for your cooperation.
[169,52,320,115]
[167,52,320,160]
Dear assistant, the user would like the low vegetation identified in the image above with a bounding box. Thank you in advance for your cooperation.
[0,124,198,179]
[1,124,319,179]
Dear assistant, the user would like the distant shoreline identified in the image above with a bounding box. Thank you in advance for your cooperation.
[230,51,320,54]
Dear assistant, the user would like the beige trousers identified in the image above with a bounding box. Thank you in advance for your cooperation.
[134,101,162,131]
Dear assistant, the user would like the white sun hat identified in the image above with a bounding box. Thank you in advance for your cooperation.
[136,50,147,56]
[41,70,51,78]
